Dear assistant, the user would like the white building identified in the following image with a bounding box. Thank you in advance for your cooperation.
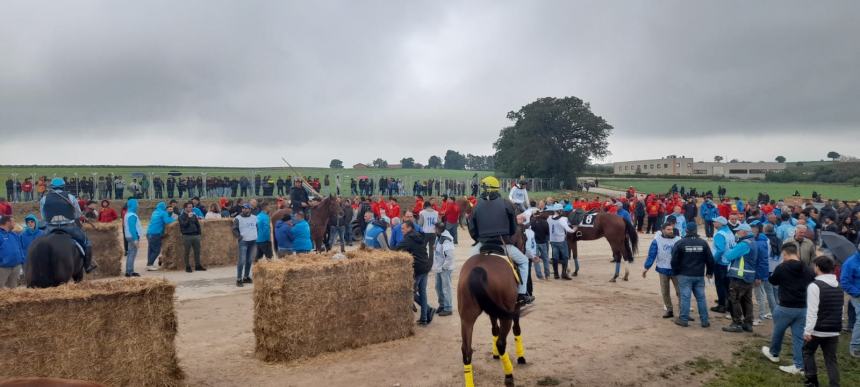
[612,156,786,179]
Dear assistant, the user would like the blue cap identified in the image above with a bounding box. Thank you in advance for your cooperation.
[242,203,251,209]
[749,220,762,227]
[50,177,65,188]
[712,216,728,225]
[736,223,752,232]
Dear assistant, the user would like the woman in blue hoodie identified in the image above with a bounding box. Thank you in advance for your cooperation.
[274,214,294,256]
[146,202,176,271]
[20,214,44,253]
[289,212,312,253]
[123,199,144,277]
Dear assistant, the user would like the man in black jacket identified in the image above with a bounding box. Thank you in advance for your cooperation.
[178,202,204,273]
[394,220,434,326]
[671,222,714,327]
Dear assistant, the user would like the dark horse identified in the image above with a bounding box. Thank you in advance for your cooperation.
[310,195,344,253]
[458,246,527,387]
[568,211,638,282]
[24,232,85,288]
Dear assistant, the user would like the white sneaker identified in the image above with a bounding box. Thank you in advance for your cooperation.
[763,313,772,320]
[778,365,803,375]
[146,265,159,271]
[761,346,779,363]
[753,319,762,326]
[724,313,732,319]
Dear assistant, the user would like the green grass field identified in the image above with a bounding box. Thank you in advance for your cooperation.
[598,178,859,200]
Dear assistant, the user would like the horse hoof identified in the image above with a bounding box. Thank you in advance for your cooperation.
[609,278,617,283]
[517,357,527,364]
[623,274,629,281]
[493,355,500,360]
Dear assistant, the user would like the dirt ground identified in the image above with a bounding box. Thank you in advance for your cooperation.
[134,230,764,387]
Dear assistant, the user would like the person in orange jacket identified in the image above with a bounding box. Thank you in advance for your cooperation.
[412,195,425,217]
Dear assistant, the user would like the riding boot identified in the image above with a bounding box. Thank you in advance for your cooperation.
[83,245,98,273]
[561,262,572,280]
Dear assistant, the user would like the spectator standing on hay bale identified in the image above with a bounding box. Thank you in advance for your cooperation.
[0,215,25,288]
[179,202,206,273]
[146,202,176,272]
[233,204,258,286]
[394,220,435,326]
[256,201,273,260]
[97,200,117,223]
[122,198,143,277]
[289,211,312,254]
[433,222,455,316]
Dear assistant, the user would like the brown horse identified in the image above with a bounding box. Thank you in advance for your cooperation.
[567,211,638,282]
[309,195,343,253]
[530,210,638,282]
[458,247,527,387]
[25,232,85,288]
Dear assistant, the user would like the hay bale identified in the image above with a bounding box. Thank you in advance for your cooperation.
[159,219,238,270]
[82,221,124,279]
[0,278,183,386]
[253,250,414,362]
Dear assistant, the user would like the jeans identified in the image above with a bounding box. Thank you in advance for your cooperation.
[754,280,777,319]
[471,243,529,294]
[146,234,163,266]
[183,235,202,269]
[237,240,256,280]
[125,238,138,274]
[435,270,453,312]
[659,273,681,312]
[714,264,729,307]
[851,297,860,352]
[677,275,709,325]
[535,243,551,279]
[704,221,715,238]
[414,273,430,322]
[769,305,806,369]
[728,278,754,325]
[802,335,840,387]
[328,225,346,250]
[445,222,458,244]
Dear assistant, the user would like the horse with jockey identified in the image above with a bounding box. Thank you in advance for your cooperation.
[468,176,533,306]
[39,178,97,273]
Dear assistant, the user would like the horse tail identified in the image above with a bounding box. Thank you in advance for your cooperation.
[25,238,56,288]
[467,266,516,320]
[625,219,639,257]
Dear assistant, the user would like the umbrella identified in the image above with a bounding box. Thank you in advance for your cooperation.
[167,171,183,176]
[820,231,858,264]
[131,172,146,178]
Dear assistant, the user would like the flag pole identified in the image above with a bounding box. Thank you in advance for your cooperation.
[280,157,321,197]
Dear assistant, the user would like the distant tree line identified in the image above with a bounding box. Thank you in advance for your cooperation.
[330,150,495,171]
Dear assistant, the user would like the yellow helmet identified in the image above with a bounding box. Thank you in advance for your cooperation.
[480,176,500,191]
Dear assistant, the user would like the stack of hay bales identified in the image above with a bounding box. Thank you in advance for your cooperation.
[83,221,124,279]
[0,278,183,386]
[254,250,414,362]
[159,219,238,270]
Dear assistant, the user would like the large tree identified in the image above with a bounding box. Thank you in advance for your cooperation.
[443,150,467,170]
[329,159,344,169]
[427,155,442,169]
[371,158,388,168]
[400,157,415,169]
[775,155,786,163]
[827,151,841,161]
[493,96,611,187]
[714,155,724,163]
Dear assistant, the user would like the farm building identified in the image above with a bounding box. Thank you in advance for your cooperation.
[612,155,786,179]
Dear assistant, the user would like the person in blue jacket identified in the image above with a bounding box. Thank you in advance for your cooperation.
[389,217,405,248]
[364,218,389,249]
[146,202,176,271]
[0,215,26,288]
[256,201,273,260]
[274,214,294,256]
[289,212,312,253]
[643,222,683,319]
[750,221,776,325]
[699,198,718,239]
[722,223,758,333]
[711,216,736,314]
[20,214,44,253]
[840,251,860,357]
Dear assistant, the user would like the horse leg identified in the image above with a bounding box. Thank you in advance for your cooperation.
[611,260,620,283]
[497,318,515,386]
[461,316,476,387]
[569,241,579,276]
[623,260,631,281]
[491,317,501,359]
[513,315,526,364]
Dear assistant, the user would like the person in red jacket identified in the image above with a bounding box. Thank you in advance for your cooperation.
[442,197,461,244]
[467,195,477,207]
[387,197,401,219]
[646,199,660,233]
[412,195,425,217]
[98,200,118,222]
[372,196,388,218]
[718,200,732,219]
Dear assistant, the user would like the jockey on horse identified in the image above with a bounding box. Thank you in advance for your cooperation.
[508,180,529,213]
[468,176,533,306]
[39,178,97,273]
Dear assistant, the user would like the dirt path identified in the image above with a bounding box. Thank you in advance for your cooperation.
[143,230,766,387]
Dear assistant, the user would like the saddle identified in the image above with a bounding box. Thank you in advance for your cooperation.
[568,209,597,228]
[480,240,521,285]
[46,228,86,256]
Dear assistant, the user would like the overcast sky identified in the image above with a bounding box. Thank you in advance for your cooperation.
[2,1,858,167]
